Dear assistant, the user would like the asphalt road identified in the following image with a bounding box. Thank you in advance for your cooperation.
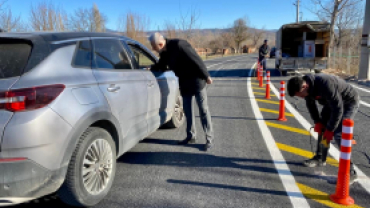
[16,54,370,208]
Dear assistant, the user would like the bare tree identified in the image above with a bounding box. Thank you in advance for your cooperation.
[70,8,90,31]
[0,0,26,32]
[310,0,363,57]
[29,2,68,31]
[335,2,363,47]
[208,36,223,54]
[251,27,266,47]
[231,17,250,53]
[70,4,107,32]
[117,11,150,46]
[163,20,178,39]
[177,5,200,42]
[0,8,23,32]
[220,32,235,49]
[91,4,105,32]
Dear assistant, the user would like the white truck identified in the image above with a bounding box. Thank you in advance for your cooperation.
[275,21,330,76]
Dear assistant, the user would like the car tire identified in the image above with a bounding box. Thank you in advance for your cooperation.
[164,92,185,128]
[58,127,117,207]
[314,69,321,74]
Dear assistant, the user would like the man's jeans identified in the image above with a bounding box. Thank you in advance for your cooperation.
[259,58,267,71]
[316,101,360,172]
[182,88,213,143]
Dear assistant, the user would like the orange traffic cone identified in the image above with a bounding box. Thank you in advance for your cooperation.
[265,71,271,99]
[330,119,355,205]
[277,81,287,121]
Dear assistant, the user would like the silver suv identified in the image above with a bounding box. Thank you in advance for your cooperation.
[0,32,184,207]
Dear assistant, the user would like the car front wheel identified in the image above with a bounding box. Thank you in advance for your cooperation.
[58,127,117,207]
[164,93,185,128]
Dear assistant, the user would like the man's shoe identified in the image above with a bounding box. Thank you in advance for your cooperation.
[177,137,196,145]
[204,142,212,151]
[303,156,326,167]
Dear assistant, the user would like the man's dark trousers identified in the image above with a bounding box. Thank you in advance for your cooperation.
[182,88,213,143]
[316,100,359,172]
[259,58,267,71]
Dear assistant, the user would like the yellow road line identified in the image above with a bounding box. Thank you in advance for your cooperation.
[252,87,266,90]
[297,183,363,208]
[276,143,338,167]
[256,99,280,104]
[260,108,293,117]
[251,83,263,86]
[254,92,276,97]
[265,121,311,136]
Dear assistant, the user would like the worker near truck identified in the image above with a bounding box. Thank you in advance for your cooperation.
[258,39,270,71]
[287,74,359,183]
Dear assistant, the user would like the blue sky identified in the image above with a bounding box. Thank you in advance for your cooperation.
[5,0,319,30]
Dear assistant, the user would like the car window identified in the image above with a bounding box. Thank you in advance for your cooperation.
[73,40,92,68]
[93,39,132,70]
[127,44,155,69]
[0,39,31,79]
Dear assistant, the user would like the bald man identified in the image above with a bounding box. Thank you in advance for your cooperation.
[148,33,214,151]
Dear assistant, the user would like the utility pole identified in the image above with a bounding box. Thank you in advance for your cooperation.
[359,0,370,80]
[293,0,300,23]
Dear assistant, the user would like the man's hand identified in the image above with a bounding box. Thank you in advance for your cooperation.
[314,123,325,134]
[320,130,334,148]
[206,77,213,85]
[323,130,334,141]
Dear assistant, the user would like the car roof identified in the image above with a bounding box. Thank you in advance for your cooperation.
[0,32,133,42]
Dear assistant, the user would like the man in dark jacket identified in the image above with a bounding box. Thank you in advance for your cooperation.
[287,74,359,183]
[149,33,214,151]
[258,39,270,71]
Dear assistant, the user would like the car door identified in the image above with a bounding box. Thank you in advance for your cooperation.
[91,38,148,152]
[125,42,177,132]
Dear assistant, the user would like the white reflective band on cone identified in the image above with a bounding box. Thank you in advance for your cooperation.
[343,126,354,134]
[340,152,351,160]
[280,91,285,94]
[341,139,352,147]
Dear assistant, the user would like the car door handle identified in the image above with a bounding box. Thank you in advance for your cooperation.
[107,86,120,92]
[147,81,155,88]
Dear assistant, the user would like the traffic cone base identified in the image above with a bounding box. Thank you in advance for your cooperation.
[330,194,354,206]
[278,117,287,122]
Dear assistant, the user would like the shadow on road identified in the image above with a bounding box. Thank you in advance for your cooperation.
[208,96,253,99]
[195,115,278,121]
[166,179,330,200]
[167,179,292,196]
[140,138,204,151]
[117,151,325,180]
[208,68,281,78]
[209,69,253,77]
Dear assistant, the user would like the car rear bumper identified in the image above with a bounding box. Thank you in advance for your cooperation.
[0,159,66,206]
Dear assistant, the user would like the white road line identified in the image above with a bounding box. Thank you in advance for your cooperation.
[360,100,370,108]
[206,57,247,69]
[247,78,310,207]
[351,83,370,93]
[269,82,370,195]
[350,84,370,108]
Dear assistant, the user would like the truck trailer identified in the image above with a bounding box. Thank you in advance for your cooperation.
[275,21,330,76]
